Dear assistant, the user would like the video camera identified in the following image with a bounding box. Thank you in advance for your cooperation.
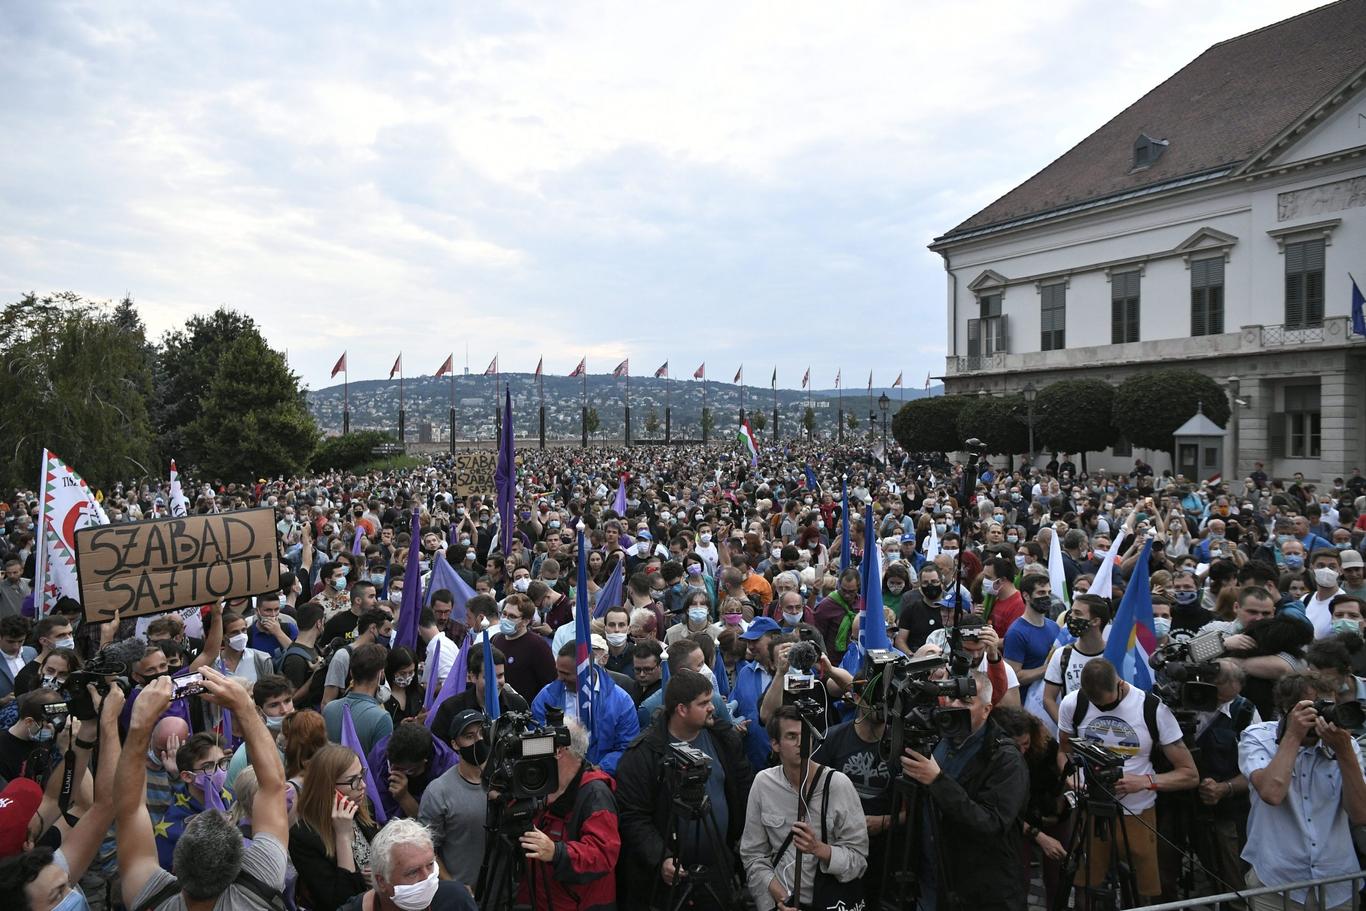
[1149,637,1222,713]
[861,651,976,761]
[1069,739,1126,789]
[662,741,713,811]
[480,710,570,801]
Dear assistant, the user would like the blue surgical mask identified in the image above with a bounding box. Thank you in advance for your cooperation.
[33,724,54,743]
[52,884,90,911]
[1283,555,1305,569]
[687,607,709,624]
[499,617,519,636]
[1153,617,1172,639]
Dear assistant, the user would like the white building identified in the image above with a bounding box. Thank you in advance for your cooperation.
[930,0,1366,483]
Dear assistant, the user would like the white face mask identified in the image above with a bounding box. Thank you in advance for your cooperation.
[227,633,249,652]
[1315,567,1341,589]
[606,632,628,648]
[513,577,531,593]
[389,867,440,911]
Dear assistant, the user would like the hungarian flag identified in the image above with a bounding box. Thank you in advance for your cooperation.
[569,358,586,378]
[484,355,498,376]
[34,449,109,618]
[389,354,402,379]
[802,367,810,389]
[733,365,743,384]
[330,352,347,378]
[168,460,190,518]
[535,357,543,377]
[654,361,668,379]
[435,354,453,378]
[893,372,903,388]
[693,363,705,380]
[738,420,759,467]
[613,359,629,378]
[835,369,842,388]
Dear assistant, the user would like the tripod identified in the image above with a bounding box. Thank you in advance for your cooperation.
[881,760,956,911]
[649,793,736,911]
[1052,777,1139,911]
[475,796,556,911]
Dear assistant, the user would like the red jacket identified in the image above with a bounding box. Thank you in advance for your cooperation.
[517,766,620,911]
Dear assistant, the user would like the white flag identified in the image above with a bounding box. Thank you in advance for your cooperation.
[34,449,108,617]
[1047,522,1069,610]
[1089,529,1129,603]
[168,459,190,518]
[924,516,941,561]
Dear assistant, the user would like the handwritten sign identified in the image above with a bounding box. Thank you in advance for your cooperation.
[451,451,497,497]
[74,508,280,621]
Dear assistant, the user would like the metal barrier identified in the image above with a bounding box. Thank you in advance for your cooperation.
[1129,870,1366,911]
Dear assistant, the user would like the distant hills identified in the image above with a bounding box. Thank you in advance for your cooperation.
[306,371,942,440]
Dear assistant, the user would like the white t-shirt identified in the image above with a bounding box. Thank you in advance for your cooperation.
[1306,589,1343,639]
[1043,641,1106,696]
[1058,683,1183,814]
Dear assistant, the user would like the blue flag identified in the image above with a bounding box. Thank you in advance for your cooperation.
[340,704,388,822]
[712,647,731,698]
[804,465,820,492]
[1352,273,1366,336]
[1103,538,1157,689]
[860,501,891,652]
[483,631,501,720]
[574,529,595,729]
[839,476,851,575]
[494,385,516,555]
[393,510,423,652]
[592,560,624,619]
[424,552,477,625]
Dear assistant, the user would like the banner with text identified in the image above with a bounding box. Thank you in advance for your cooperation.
[75,507,280,621]
[451,451,498,497]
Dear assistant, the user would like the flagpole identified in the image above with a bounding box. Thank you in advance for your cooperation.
[624,366,631,446]
[837,371,843,444]
[449,359,456,452]
[398,355,406,446]
[34,449,48,619]
[343,357,350,435]
[581,363,588,448]
[772,367,778,441]
[538,360,545,450]
[702,375,709,445]
[665,364,671,445]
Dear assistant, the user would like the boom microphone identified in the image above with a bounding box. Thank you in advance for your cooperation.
[90,636,150,677]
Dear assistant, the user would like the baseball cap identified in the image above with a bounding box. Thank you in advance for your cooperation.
[0,778,44,857]
[590,633,607,652]
[447,709,486,741]
[1341,549,1363,570]
[740,617,781,640]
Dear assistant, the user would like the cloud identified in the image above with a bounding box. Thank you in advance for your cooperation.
[0,0,1322,389]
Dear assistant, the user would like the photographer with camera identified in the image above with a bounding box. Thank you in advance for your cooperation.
[898,668,1030,911]
[1058,659,1198,905]
[616,668,753,910]
[1240,672,1366,911]
[740,705,868,911]
[514,716,621,911]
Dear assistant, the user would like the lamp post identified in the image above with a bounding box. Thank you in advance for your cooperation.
[1023,382,1038,469]
[878,392,890,453]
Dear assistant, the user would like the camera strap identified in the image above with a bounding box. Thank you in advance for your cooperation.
[772,768,824,868]
[57,744,76,814]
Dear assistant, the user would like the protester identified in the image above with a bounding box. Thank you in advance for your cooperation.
[419,709,489,888]
[289,743,380,910]
[339,817,477,911]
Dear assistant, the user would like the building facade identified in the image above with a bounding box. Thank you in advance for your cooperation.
[930,1,1366,483]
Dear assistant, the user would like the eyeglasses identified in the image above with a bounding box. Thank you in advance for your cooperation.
[193,756,232,774]
[336,770,368,789]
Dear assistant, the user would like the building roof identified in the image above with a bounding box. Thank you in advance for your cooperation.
[1173,407,1227,438]
[937,0,1366,242]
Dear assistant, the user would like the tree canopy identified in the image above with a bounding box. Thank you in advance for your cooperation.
[1113,369,1230,453]
[891,395,969,453]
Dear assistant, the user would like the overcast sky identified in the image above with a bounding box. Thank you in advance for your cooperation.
[0,0,1322,391]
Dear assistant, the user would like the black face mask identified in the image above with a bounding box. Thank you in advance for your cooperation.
[922,583,943,600]
[1030,596,1053,614]
[458,738,492,767]
[1066,617,1090,638]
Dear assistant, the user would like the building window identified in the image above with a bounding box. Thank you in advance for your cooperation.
[1285,384,1321,458]
[1040,283,1066,351]
[1112,437,1133,458]
[1111,271,1140,344]
[1190,257,1224,336]
[967,293,1009,359]
[1284,239,1325,329]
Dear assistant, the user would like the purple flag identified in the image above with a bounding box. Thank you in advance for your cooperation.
[591,560,624,619]
[483,631,501,720]
[351,526,364,555]
[426,632,473,730]
[424,552,477,624]
[494,385,516,556]
[613,476,627,515]
[220,704,235,751]
[340,703,388,823]
[394,511,422,652]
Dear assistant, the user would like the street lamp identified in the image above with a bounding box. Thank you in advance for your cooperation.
[1022,382,1038,468]
[878,392,890,452]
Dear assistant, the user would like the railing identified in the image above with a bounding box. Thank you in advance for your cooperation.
[1261,323,1325,346]
[1130,870,1366,911]
[953,353,1009,373]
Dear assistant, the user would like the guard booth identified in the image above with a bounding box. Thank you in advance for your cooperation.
[1172,403,1226,481]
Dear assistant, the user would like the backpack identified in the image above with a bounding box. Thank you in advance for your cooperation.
[1071,686,1166,771]
[140,868,284,911]
[283,643,344,709]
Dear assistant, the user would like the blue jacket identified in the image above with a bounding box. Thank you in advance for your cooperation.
[531,672,639,774]
[0,646,36,700]
[731,660,775,771]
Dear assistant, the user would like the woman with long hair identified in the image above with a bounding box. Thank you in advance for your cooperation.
[281,709,327,789]
[382,646,424,725]
[289,744,380,910]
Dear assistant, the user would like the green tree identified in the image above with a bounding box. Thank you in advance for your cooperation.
[751,412,767,432]
[187,332,318,480]
[802,407,815,439]
[846,413,859,431]
[585,407,601,439]
[1034,379,1119,473]
[957,395,1029,455]
[154,308,259,463]
[700,408,715,440]
[644,407,660,434]
[891,395,968,452]
[1112,369,1230,456]
[0,293,156,491]
[311,430,398,472]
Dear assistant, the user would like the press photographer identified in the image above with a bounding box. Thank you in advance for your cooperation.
[1058,659,1197,906]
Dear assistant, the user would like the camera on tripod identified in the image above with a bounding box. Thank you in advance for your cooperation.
[1150,638,1221,713]
[662,741,712,811]
[1070,739,1126,789]
[860,651,975,761]
[481,711,569,801]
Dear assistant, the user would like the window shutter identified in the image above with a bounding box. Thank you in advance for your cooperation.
[1191,287,1206,337]
[1112,299,1124,344]
[1209,285,1224,334]
[1267,412,1286,458]
[998,314,1010,354]
[967,319,981,358]
[1126,296,1140,343]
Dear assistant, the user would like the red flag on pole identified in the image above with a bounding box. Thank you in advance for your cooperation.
[331,352,347,378]
[483,355,498,376]
[613,359,629,378]
[435,354,453,378]
[733,365,743,384]
[694,363,705,380]
[389,354,402,379]
[569,358,585,378]
[535,357,543,378]
[893,372,903,388]
[654,362,668,379]
[802,367,809,389]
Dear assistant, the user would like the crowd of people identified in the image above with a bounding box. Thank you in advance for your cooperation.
[0,441,1364,911]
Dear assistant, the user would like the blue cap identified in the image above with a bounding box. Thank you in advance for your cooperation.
[740,616,781,640]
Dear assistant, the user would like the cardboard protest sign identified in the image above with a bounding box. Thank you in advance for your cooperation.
[74,507,280,621]
[451,451,497,496]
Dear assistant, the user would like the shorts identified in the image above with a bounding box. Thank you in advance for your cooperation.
[1074,806,1161,898]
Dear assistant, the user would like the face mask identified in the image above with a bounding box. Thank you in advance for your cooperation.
[636,542,650,555]
[606,632,629,647]
[52,636,75,651]
[513,577,531,593]
[935,524,947,536]
[1333,618,1361,636]
[389,867,441,911]
[922,583,942,599]
[1030,596,1052,614]
[1314,568,1341,589]
[51,884,90,911]
[147,748,164,769]
[1283,555,1304,569]
[782,610,804,625]
[1066,617,1090,638]
[394,674,415,688]
[195,767,227,797]
[1173,589,1200,605]
[499,617,519,636]
[941,548,959,559]
[265,714,285,731]
[1014,553,1028,570]
[370,574,385,587]
[334,578,349,593]
[722,612,743,626]
[982,578,996,596]
[458,738,492,767]
[32,723,54,742]
[227,633,249,652]
[699,533,712,545]
[699,664,716,686]
[338,566,350,578]
[687,607,709,624]
[887,582,905,594]
[1006,535,1019,545]
[1153,616,1172,639]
